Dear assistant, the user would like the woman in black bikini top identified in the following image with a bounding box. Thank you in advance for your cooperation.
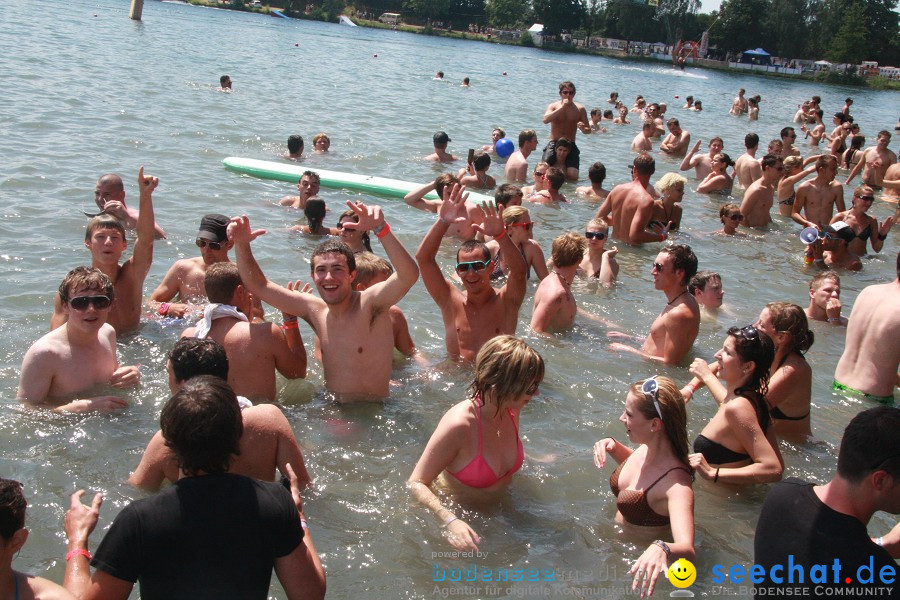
[830,185,892,257]
[685,325,784,485]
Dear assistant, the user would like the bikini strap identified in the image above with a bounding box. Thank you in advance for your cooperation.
[506,408,519,435]
[473,399,483,455]
[644,466,692,492]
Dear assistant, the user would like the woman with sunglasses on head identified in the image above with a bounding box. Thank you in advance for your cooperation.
[696,153,734,195]
[651,173,687,231]
[408,336,544,552]
[685,325,784,484]
[578,219,618,284]
[830,185,893,256]
[485,206,548,281]
[593,376,695,598]
[336,208,373,253]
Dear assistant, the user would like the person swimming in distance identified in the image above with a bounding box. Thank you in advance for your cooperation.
[408,335,543,551]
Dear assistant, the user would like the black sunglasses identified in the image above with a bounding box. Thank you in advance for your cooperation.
[585,231,607,240]
[69,295,112,311]
[739,325,759,341]
[196,238,223,251]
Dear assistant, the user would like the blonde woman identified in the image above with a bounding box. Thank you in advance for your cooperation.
[777,156,816,217]
[579,218,618,285]
[485,206,549,280]
[651,173,687,230]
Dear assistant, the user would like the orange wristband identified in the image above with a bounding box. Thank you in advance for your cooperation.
[281,321,299,331]
[494,229,508,241]
[66,548,91,561]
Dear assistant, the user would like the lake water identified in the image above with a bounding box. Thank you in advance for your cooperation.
[1,0,898,597]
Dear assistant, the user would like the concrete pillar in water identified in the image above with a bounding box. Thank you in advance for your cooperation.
[129,0,144,20]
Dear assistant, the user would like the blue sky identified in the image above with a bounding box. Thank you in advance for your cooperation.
[699,0,722,13]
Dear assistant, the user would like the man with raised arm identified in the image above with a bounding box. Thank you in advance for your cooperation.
[416,184,527,362]
[792,154,845,229]
[608,244,700,365]
[53,167,158,334]
[541,81,591,180]
[679,137,724,179]
[19,267,138,413]
[740,154,784,227]
[129,337,311,491]
[92,173,166,239]
[596,153,669,245]
[229,201,418,399]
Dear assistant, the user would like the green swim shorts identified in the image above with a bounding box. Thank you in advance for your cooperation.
[832,380,894,405]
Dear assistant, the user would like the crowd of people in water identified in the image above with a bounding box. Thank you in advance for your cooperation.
[4,76,900,599]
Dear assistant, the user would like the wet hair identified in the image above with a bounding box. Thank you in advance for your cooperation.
[761,154,781,170]
[811,95,821,104]
[850,135,866,151]
[629,376,690,467]
[219,75,230,86]
[312,132,329,147]
[434,172,460,198]
[457,239,491,263]
[354,252,393,287]
[714,153,735,168]
[469,335,544,416]
[303,198,327,232]
[810,270,840,292]
[719,203,741,223]
[555,137,572,150]
[590,108,601,117]
[765,301,814,356]
[694,100,702,109]
[782,156,802,171]
[655,172,687,196]
[587,218,609,231]
[312,238,358,272]
[853,185,875,204]
[780,126,796,139]
[336,209,372,252]
[727,325,775,432]
[768,139,784,153]
[588,161,606,185]
[688,270,721,295]
[633,153,656,176]
[642,121,655,132]
[492,128,506,139]
[836,406,900,484]
[667,118,680,128]
[161,376,242,477]
[168,338,229,383]
[559,81,576,94]
[685,96,693,103]
[603,110,613,119]
[59,266,114,304]
[463,77,469,84]
[545,167,565,191]
[300,170,320,185]
[495,183,523,207]
[85,214,126,242]
[834,113,847,124]
[472,150,491,172]
[709,136,724,147]
[745,133,760,149]
[660,244,698,286]
[204,262,242,305]
[518,129,536,147]
[0,479,26,540]
[878,130,891,140]
[816,154,837,171]
[501,205,529,227]
[609,91,618,100]
[551,232,586,267]
[287,135,304,154]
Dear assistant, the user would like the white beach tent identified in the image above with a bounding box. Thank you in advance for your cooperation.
[528,23,544,46]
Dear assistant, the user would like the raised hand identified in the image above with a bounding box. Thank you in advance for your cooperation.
[228,215,267,244]
[137,166,159,195]
[65,490,104,547]
[342,200,384,231]
[437,183,469,225]
[471,200,504,238]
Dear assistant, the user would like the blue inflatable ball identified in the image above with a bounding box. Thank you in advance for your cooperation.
[495,138,514,158]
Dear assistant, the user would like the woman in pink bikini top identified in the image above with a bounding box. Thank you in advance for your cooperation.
[408,335,544,552]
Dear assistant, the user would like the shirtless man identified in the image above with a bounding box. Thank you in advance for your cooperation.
[833,252,899,402]
[531,233,585,334]
[148,214,232,318]
[129,337,311,491]
[181,263,307,402]
[576,161,609,200]
[688,271,724,319]
[229,203,418,399]
[279,171,320,210]
[353,252,421,360]
[679,137,724,179]
[740,154,784,227]
[608,245,700,365]
[803,109,826,146]
[596,154,668,244]
[659,118,690,156]
[92,174,166,239]
[426,131,458,163]
[810,222,863,271]
[846,131,897,188]
[734,133,763,188]
[541,80,591,180]
[883,162,900,201]
[505,129,538,183]
[52,167,157,334]
[284,134,304,160]
[780,127,801,158]
[403,173,485,240]
[805,271,847,326]
[730,88,748,115]
[495,184,524,209]
[19,267,139,413]
[217,75,232,92]
[631,122,655,152]
[792,155,845,229]
[528,167,567,204]
[458,151,496,190]
[416,185,526,361]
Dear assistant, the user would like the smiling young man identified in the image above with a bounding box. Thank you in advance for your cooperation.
[19,267,139,412]
[609,245,700,365]
[228,201,418,399]
[416,184,527,362]
[52,167,158,334]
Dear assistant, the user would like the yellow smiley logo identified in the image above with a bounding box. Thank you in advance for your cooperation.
[667,558,696,588]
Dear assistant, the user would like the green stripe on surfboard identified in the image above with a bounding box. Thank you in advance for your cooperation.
[223,157,495,204]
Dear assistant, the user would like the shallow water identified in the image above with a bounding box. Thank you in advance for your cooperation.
[1,0,898,597]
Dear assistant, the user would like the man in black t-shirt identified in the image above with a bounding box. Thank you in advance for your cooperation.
[755,406,900,597]
[62,376,325,600]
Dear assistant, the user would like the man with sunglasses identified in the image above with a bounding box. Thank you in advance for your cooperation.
[19,267,139,412]
[52,167,159,335]
[148,214,234,319]
[740,154,785,227]
[417,184,527,362]
[779,126,802,158]
[792,155,845,230]
[541,81,591,181]
[596,153,668,244]
[809,221,863,271]
[609,244,700,365]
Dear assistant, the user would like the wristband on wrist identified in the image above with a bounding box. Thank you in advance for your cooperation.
[875,536,885,547]
[651,540,672,559]
[827,317,841,323]
[687,380,701,392]
[442,516,458,528]
[66,548,91,561]
[878,233,888,241]
[158,302,170,316]
[439,216,452,226]
[281,320,299,331]
[300,518,309,530]
[373,222,390,239]
[494,229,508,241]
[282,315,298,323]
[714,467,720,483]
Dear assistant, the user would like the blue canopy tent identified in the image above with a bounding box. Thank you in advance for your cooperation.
[741,48,771,65]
